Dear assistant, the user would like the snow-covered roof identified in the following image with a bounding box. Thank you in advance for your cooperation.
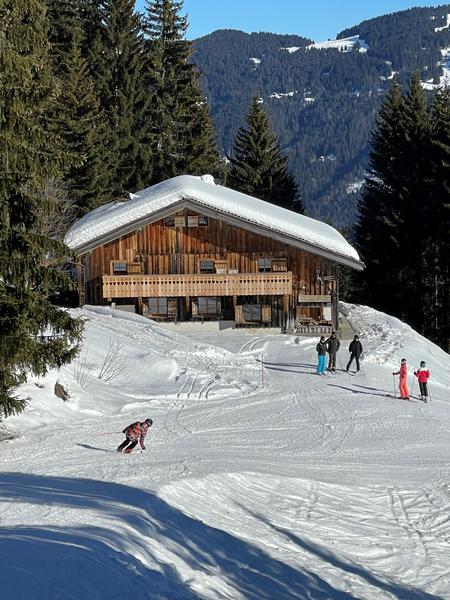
[308,35,369,53]
[65,175,363,269]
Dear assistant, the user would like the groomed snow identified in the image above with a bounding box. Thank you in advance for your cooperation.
[65,175,362,267]
[1,303,450,599]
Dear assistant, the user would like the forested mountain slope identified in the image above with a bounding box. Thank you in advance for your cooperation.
[192,5,450,227]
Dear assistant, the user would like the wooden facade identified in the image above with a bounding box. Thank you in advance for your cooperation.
[77,207,343,330]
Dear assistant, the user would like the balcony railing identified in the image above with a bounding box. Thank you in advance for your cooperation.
[102,272,293,299]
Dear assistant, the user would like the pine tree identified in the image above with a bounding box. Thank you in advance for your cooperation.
[144,0,220,183]
[0,0,83,418]
[356,74,450,349]
[51,29,114,214]
[398,71,432,332]
[424,89,450,349]
[357,79,411,316]
[84,0,151,195]
[228,98,304,212]
[46,0,80,75]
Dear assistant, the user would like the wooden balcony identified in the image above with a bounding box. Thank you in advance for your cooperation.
[102,272,293,299]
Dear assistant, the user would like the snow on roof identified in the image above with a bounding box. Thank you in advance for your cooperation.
[65,175,362,268]
[308,35,368,53]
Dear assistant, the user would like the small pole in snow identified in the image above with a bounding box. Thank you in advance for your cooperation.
[261,353,265,388]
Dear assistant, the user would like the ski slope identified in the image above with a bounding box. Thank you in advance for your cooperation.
[1,304,450,600]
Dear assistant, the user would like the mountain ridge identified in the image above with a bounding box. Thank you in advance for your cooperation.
[192,4,450,228]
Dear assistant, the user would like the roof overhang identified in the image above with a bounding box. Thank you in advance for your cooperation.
[72,197,364,271]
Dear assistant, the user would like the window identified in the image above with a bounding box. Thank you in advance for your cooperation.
[215,260,227,274]
[198,297,220,315]
[199,260,215,273]
[243,304,262,322]
[112,261,127,274]
[198,216,209,226]
[272,258,287,272]
[258,258,272,272]
[148,298,168,316]
[164,217,175,227]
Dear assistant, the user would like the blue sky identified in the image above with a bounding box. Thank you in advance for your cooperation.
[135,1,440,41]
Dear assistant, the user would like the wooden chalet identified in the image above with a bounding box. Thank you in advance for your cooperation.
[65,175,364,332]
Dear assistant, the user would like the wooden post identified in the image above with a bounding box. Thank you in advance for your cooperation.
[283,294,290,331]
[135,297,144,315]
[77,258,85,307]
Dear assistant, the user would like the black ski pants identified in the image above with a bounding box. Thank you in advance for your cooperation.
[117,437,138,452]
[346,353,360,372]
[419,382,428,397]
[328,352,337,369]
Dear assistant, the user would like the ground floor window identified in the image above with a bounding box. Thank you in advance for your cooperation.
[197,297,220,316]
[243,304,262,322]
[148,297,168,316]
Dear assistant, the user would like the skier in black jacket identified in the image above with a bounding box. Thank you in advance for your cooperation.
[316,336,327,375]
[346,335,363,373]
[325,332,340,372]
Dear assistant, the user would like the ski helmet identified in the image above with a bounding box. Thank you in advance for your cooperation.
[401,358,407,364]
[145,418,153,427]
[420,361,426,367]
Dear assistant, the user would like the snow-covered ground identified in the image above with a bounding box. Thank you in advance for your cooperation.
[307,35,369,53]
[1,304,450,599]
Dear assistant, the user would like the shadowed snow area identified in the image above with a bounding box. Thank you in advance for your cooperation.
[1,305,449,599]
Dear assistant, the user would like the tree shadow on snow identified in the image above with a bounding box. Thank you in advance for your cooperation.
[1,472,365,600]
[242,508,444,600]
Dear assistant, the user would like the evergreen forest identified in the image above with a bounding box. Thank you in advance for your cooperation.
[193,5,450,226]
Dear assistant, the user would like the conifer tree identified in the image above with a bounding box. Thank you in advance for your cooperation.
[228,98,304,212]
[425,89,450,349]
[0,0,83,418]
[144,0,220,183]
[356,74,450,349]
[86,0,151,195]
[398,71,432,331]
[46,0,81,76]
[51,30,114,214]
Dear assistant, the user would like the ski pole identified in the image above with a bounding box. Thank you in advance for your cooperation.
[94,431,122,436]
[411,375,415,399]
[392,374,397,398]
[260,353,264,388]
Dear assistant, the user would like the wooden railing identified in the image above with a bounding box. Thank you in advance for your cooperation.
[102,272,293,299]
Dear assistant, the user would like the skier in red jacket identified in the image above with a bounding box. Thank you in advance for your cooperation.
[414,361,431,402]
[393,358,409,399]
[117,419,153,453]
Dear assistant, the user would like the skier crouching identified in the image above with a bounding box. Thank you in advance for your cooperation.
[117,418,153,453]
[414,361,431,402]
